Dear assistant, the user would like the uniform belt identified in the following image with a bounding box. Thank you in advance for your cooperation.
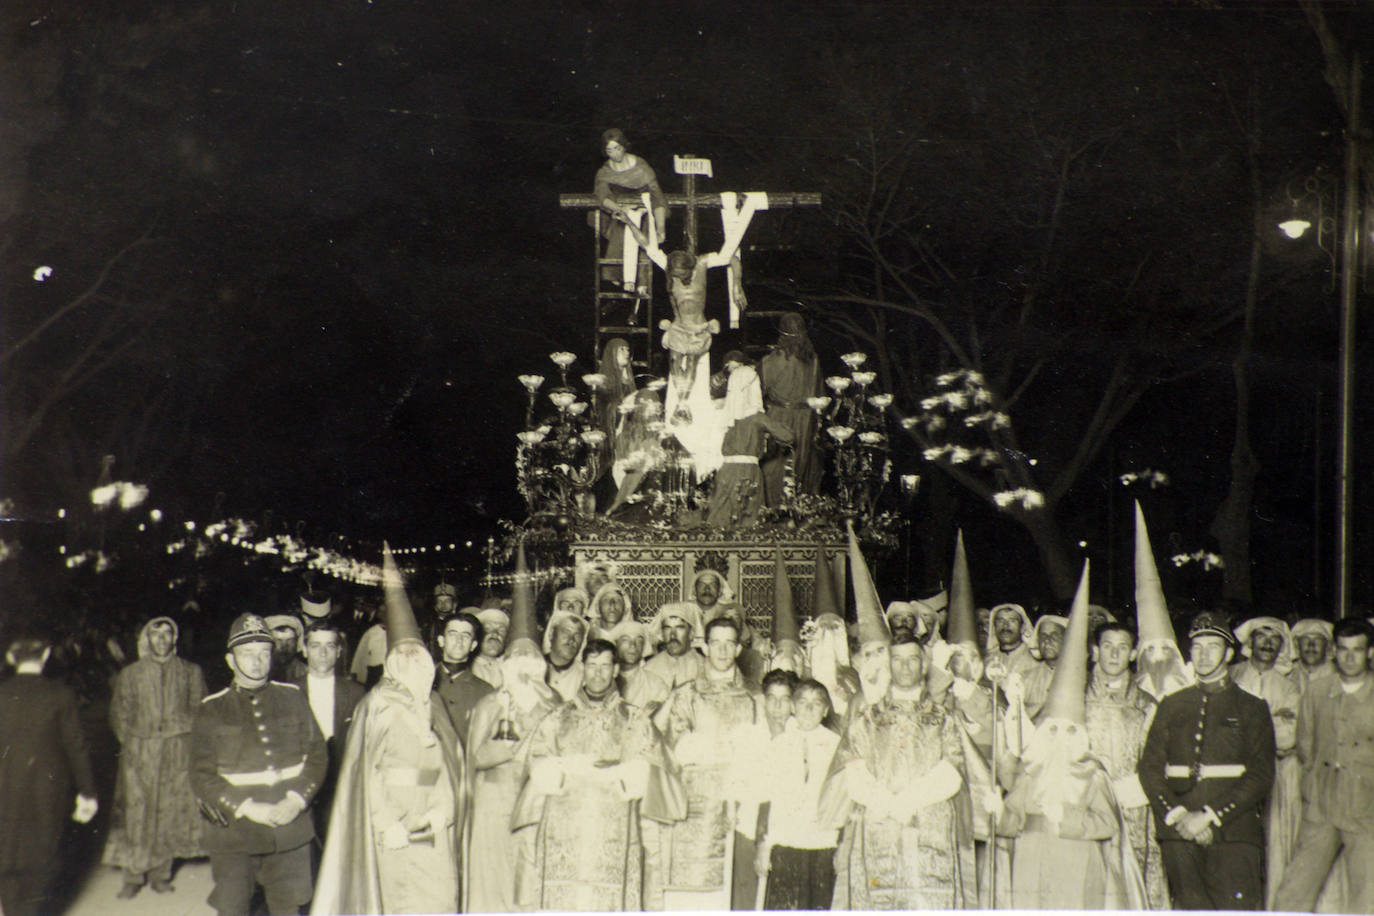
[382,767,441,788]
[219,761,304,786]
[720,455,759,465]
[1164,764,1246,779]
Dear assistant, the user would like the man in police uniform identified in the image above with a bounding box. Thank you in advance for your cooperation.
[191,613,327,916]
[1139,612,1276,910]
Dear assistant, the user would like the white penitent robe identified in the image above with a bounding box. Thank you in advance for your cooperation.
[464,690,557,913]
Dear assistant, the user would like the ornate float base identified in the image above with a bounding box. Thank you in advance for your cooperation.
[571,536,846,633]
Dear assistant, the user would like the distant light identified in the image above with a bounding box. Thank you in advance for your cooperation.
[449,543,457,550]
[149,509,163,523]
[435,544,442,552]
[465,540,473,548]
[1279,219,1311,240]
[59,545,66,554]
[57,508,66,519]
[1078,540,1088,548]
[137,523,146,532]
[33,266,52,282]
[185,520,197,532]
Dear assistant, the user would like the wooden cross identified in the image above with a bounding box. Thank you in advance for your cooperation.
[561,155,821,326]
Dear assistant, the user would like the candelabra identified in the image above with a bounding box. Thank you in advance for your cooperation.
[515,352,608,523]
[809,351,894,521]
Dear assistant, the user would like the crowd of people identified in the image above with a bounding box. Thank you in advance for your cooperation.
[2,503,1372,915]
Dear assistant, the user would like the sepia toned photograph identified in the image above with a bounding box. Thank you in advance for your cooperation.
[2,1,1373,913]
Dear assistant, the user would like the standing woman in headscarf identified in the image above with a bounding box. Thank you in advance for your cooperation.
[706,353,794,530]
[760,312,821,505]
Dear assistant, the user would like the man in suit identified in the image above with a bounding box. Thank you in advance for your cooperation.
[433,610,493,742]
[293,619,365,838]
[0,634,98,916]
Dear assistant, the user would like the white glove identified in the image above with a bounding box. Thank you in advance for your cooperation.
[72,793,98,824]
[530,758,566,795]
[982,788,1005,819]
[380,821,409,849]
[616,759,650,801]
[426,806,453,835]
[1112,773,1148,809]
[1002,671,1025,702]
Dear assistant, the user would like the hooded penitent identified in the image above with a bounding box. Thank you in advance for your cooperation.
[946,532,978,649]
[771,547,805,672]
[1037,562,1091,727]
[848,522,892,706]
[848,522,890,649]
[1133,501,1193,701]
[1015,561,1096,832]
[381,543,432,701]
[773,548,801,645]
[508,542,541,654]
[381,544,423,652]
[813,546,842,622]
[935,531,983,681]
[312,545,466,916]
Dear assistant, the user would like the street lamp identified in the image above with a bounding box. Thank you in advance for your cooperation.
[1281,57,1364,619]
[1277,218,1312,240]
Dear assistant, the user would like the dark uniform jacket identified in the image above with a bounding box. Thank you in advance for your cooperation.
[1139,677,1275,847]
[434,664,493,744]
[190,680,327,855]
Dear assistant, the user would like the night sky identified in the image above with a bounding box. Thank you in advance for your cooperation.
[3,0,1373,608]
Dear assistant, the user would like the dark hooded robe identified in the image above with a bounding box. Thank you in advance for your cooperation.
[760,312,821,501]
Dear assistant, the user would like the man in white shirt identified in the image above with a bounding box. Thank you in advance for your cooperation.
[755,678,841,910]
[293,621,364,838]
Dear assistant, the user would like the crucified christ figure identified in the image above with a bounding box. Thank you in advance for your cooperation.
[621,191,764,477]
